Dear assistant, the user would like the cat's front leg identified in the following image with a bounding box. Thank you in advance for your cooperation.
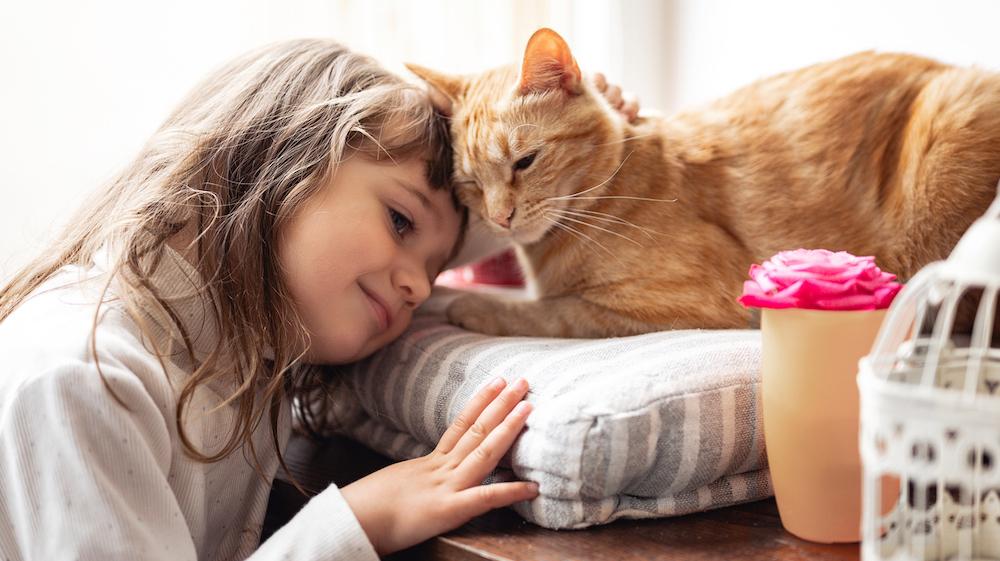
[446,294,534,336]
[446,294,654,337]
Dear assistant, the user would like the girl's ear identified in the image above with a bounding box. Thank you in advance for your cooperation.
[405,63,464,116]
[518,28,582,96]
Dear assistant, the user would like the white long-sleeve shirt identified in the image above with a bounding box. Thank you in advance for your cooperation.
[0,246,379,560]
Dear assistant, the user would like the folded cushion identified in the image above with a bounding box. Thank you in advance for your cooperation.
[324,291,772,529]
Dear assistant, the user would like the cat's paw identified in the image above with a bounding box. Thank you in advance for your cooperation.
[446,294,510,335]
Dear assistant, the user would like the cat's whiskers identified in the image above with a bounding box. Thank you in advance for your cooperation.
[541,215,625,267]
[553,207,663,240]
[546,150,635,201]
[546,209,644,247]
[541,215,600,251]
[591,132,657,146]
[565,195,679,203]
[508,123,539,153]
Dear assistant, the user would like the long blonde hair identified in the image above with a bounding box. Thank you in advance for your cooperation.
[0,39,455,475]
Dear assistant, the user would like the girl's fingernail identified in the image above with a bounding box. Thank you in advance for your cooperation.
[514,401,532,416]
[514,377,529,391]
[489,377,506,390]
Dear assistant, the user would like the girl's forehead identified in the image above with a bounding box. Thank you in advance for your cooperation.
[391,157,462,219]
[380,156,464,242]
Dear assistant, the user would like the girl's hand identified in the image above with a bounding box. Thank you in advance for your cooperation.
[340,377,537,556]
[591,72,640,123]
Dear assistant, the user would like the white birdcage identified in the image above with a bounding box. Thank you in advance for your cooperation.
[859,183,1000,561]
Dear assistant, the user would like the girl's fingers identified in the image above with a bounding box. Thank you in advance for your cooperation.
[592,72,607,92]
[456,400,532,485]
[448,377,529,460]
[451,481,540,521]
[622,98,640,122]
[435,377,507,455]
[605,85,623,107]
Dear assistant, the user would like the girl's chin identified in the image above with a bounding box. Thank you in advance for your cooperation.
[345,330,398,363]
[301,337,371,365]
[303,316,410,365]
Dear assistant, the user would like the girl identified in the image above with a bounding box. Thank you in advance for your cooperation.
[0,39,635,560]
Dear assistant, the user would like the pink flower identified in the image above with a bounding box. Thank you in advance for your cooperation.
[738,249,902,311]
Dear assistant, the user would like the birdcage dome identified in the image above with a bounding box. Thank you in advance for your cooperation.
[944,193,1000,284]
[858,184,1000,561]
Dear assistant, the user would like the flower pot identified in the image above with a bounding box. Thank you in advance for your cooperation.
[761,307,886,543]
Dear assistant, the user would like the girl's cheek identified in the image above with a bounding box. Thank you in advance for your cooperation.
[367,228,399,266]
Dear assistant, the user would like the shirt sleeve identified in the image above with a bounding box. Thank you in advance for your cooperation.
[0,362,378,561]
[251,484,379,560]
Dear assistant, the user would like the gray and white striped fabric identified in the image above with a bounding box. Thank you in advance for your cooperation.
[326,299,772,529]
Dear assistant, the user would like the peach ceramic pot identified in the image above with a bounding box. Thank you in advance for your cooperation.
[760,307,886,543]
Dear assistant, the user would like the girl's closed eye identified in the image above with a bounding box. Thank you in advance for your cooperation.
[388,207,415,238]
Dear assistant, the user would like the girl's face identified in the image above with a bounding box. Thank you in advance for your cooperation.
[279,155,462,364]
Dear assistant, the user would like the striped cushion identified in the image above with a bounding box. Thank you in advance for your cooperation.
[326,294,772,529]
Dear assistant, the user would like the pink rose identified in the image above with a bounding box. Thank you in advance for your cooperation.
[738,249,902,311]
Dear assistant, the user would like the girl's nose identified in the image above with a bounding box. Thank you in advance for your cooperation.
[394,263,432,307]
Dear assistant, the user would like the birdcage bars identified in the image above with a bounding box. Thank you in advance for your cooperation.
[858,191,1000,560]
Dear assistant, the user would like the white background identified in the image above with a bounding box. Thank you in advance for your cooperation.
[3,0,1000,278]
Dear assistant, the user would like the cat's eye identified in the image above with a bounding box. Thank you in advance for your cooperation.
[514,152,537,172]
[388,207,414,238]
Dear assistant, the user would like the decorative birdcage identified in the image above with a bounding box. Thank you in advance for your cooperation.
[859,183,1000,561]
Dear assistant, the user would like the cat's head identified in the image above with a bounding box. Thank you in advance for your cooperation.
[407,28,626,245]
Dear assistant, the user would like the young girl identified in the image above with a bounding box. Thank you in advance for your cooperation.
[0,39,635,560]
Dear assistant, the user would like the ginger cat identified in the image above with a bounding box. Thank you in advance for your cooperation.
[408,28,1000,338]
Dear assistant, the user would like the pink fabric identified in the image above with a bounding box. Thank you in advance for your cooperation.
[738,249,901,311]
[437,249,524,288]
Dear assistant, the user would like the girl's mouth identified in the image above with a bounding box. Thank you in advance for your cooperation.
[360,285,391,332]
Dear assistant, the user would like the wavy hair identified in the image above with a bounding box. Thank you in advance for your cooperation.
[0,39,456,482]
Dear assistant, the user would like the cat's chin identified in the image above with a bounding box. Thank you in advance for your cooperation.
[482,212,560,245]
[510,221,555,245]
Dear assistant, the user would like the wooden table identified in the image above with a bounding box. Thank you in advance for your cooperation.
[262,435,860,561]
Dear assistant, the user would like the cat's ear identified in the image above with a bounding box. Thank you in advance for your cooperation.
[519,28,582,96]
[406,63,464,116]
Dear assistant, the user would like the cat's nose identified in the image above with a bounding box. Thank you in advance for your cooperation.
[491,207,516,229]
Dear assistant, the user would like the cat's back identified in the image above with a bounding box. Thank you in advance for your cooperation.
[674,52,947,149]
[661,50,1000,277]
[725,51,944,110]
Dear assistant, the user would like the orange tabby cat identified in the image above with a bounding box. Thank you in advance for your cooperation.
[408,28,1000,337]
